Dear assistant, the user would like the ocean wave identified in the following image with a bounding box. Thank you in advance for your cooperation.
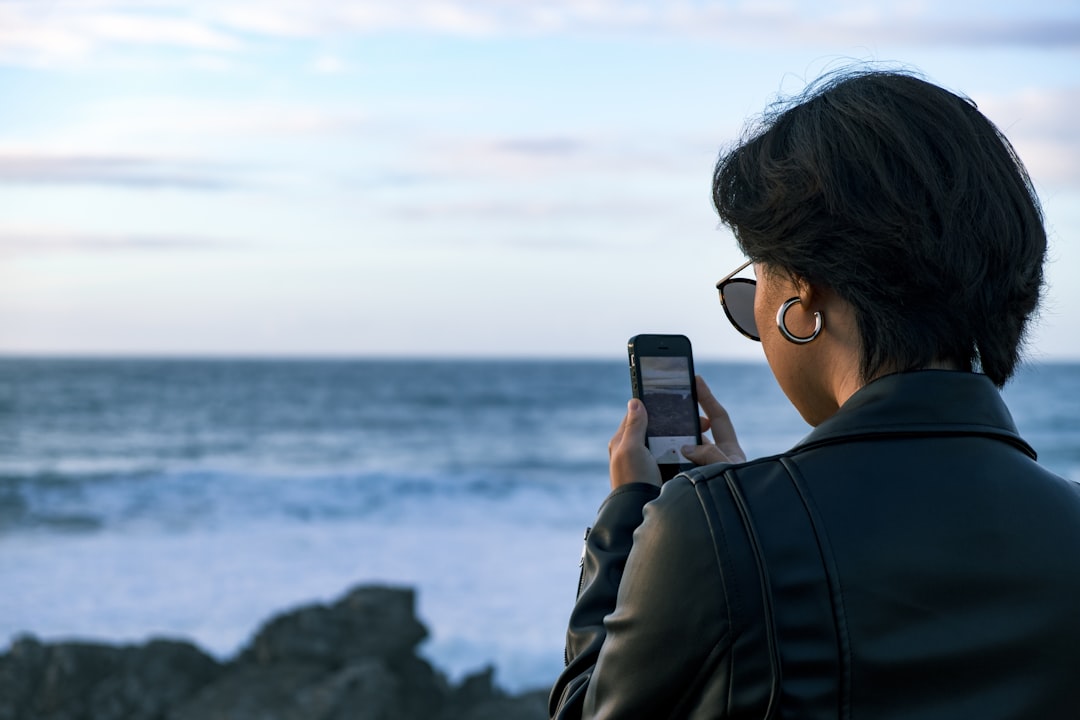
[0,460,608,537]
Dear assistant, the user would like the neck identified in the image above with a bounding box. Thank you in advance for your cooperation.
[843,358,962,406]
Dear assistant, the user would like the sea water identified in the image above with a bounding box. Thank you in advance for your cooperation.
[1,358,1077,691]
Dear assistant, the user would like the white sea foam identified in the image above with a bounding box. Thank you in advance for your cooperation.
[0,503,602,691]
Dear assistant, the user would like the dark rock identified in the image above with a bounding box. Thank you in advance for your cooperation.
[439,666,549,720]
[297,659,403,720]
[169,661,334,720]
[90,639,223,719]
[453,689,550,720]
[0,584,550,720]
[172,655,447,720]
[243,585,428,668]
[0,635,221,720]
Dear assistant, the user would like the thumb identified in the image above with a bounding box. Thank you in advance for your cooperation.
[624,399,649,442]
[681,443,735,466]
[609,399,662,489]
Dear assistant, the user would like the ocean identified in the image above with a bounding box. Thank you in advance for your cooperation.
[1,358,1078,692]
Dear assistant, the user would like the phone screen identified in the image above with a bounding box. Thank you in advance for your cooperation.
[638,355,699,465]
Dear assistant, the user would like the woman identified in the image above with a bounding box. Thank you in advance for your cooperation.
[549,69,1080,719]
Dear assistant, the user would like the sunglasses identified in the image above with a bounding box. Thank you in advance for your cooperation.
[716,259,760,341]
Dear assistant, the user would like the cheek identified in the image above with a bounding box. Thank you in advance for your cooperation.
[754,284,775,341]
[756,291,782,369]
[756,288,807,411]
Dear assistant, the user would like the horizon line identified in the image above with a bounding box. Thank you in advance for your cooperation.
[1,352,1078,365]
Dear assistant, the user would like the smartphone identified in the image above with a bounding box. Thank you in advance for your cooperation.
[627,334,703,481]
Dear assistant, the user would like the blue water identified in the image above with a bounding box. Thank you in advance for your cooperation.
[0,358,1077,690]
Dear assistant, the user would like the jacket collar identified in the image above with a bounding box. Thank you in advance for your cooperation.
[793,370,1036,459]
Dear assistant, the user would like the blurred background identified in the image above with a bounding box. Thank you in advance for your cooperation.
[1,0,1078,694]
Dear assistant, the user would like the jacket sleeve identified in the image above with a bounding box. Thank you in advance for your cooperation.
[549,478,732,719]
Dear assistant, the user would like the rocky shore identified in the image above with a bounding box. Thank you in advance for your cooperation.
[0,585,550,720]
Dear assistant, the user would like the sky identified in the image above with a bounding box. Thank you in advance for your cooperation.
[1,0,1078,361]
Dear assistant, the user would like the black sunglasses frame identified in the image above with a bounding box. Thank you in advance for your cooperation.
[716,260,761,342]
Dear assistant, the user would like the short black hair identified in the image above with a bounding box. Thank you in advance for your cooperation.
[712,68,1046,387]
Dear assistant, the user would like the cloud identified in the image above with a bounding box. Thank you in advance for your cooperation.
[211,1,1080,49]
[2,1,1077,68]
[387,198,665,222]
[976,86,1080,188]
[214,1,503,38]
[0,153,239,190]
[401,132,705,185]
[0,1,241,67]
[0,227,239,254]
[495,138,584,156]
[74,97,369,139]
[310,54,346,74]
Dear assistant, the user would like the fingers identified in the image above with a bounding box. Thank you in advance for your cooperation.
[696,376,733,432]
[696,376,742,447]
[683,376,748,465]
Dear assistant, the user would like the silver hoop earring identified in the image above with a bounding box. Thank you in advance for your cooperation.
[776,297,823,344]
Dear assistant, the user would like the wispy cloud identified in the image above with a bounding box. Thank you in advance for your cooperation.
[2,1,1077,68]
[495,137,584,156]
[0,1,241,67]
[400,132,706,185]
[69,97,369,139]
[0,153,239,190]
[387,198,666,222]
[211,1,1080,49]
[0,227,240,254]
[977,86,1080,188]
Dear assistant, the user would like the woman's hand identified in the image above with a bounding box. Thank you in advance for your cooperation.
[681,375,747,465]
[608,399,663,489]
[608,376,745,491]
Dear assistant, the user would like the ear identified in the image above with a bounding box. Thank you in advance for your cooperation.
[794,276,830,312]
[768,265,827,313]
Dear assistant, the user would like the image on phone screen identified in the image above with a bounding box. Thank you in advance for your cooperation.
[639,356,698,464]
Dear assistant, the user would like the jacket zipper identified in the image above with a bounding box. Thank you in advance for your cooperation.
[576,526,591,598]
[566,526,592,666]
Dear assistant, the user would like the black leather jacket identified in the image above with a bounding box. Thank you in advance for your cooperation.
[550,371,1080,719]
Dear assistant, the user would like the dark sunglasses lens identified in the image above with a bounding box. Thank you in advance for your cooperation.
[722,280,759,340]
